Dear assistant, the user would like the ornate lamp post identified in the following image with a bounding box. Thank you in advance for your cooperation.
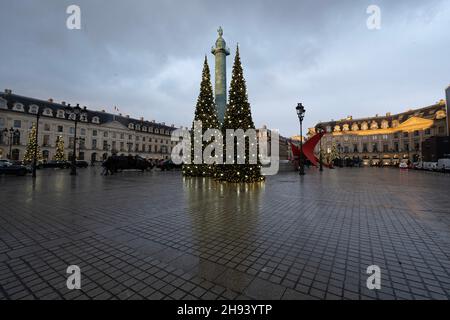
[317,126,324,172]
[3,128,20,160]
[65,103,82,175]
[296,103,306,176]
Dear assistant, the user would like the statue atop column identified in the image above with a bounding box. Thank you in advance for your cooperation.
[211,27,230,123]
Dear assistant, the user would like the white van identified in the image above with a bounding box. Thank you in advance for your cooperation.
[437,159,450,172]
[423,162,438,171]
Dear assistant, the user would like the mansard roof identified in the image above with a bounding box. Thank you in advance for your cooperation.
[0,92,177,135]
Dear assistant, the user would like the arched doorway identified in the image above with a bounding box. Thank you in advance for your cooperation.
[12,149,20,161]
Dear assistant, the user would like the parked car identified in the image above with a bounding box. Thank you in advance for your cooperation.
[422,162,438,171]
[437,159,450,172]
[75,160,89,168]
[0,160,28,176]
[157,159,182,171]
[399,161,409,169]
[42,160,71,169]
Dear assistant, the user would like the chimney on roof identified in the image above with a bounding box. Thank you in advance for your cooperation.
[152,120,156,123]
[375,114,379,117]
[126,115,130,118]
[386,112,391,117]
[61,101,66,106]
[162,122,165,125]
[119,113,122,116]
[4,89,12,95]
[171,124,174,127]
[102,109,105,112]
[140,117,144,121]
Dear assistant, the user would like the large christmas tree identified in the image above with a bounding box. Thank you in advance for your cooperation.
[54,136,66,161]
[217,46,264,183]
[23,123,42,164]
[182,56,220,177]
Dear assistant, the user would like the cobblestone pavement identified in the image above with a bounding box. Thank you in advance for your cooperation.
[0,166,450,300]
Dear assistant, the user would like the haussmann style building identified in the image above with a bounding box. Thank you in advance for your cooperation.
[310,100,448,166]
[0,90,180,162]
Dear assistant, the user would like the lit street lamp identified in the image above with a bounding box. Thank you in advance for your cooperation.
[296,103,306,176]
[65,103,82,175]
[3,127,20,160]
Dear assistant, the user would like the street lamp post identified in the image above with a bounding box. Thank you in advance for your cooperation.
[3,128,20,160]
[65,104,82,176]
[317,126,324,172]
[296,103,306,176]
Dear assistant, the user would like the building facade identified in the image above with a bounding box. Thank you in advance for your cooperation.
[310,101,448,166]
[0,90,179,162]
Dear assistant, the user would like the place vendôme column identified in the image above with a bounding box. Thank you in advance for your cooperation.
[211,26,230,124]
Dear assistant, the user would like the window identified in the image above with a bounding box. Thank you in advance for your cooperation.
[414,130,419,137]
[103,140,108,151]
[128,123,134,129]
[12,132,21,145]
[69,137,75,149]
[136,124,141,131]
[120,133,124,139]
[383,144,389,152]
[13,120,21,128]
[92,116,100,124]
[69,113,76,120]
[92,139,97,149]
[404,143,409,151]
[0,117,4,128]
[142,137,146,142]
[13,103,24,112]
[142,126,147,132]
[120,142,124,151]
[80,128,86,136]
[69,127,75,134]
[382,135,388,140]
[136,136,140,141]
[403,132,408,138]
[43,135,50,147]
[112,132,117,139]
[80,113,88,122]
[103,131,108,138]
[44,123,51,131]
[394,143,399,152]
[353,144,358,153]
[93,130,97,136]
[394,133,399,139]
[43,108,53,116]
[57,125,63,133]
[425,128,431,135]
[29,105,39,114]
[129,135,132,140]
[57,110,65,118]
[372,143,378,153]
[0,98,7,109]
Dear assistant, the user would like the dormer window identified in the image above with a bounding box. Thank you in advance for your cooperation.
[149,127,154,133]
[57,110,65,118]
[69,113,76,120]
[155,128,159,134]
[29,104,39,114]
[13,103,24,112]
[0,98,7,109]
[381,120,389,129]
[80,113,88,122]
[142,126,147,132]
[128,123,134,129]
[43,108,53,116]
[135,124,141,131]
[92,116,100,124]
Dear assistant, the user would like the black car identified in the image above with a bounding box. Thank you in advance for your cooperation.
[75,160,89,168]
[157,159,182,171]
[42,160,71,169]
[0,160,28,176]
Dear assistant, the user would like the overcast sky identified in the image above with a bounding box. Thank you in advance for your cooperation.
[1,0,449,136]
